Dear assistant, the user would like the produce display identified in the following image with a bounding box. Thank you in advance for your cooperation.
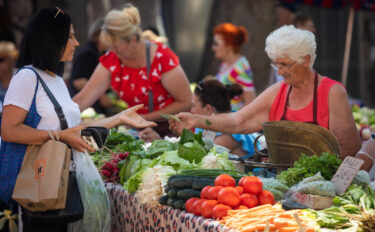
[276,153,342,187]
[352,105,375,140]
[89,126,375,232]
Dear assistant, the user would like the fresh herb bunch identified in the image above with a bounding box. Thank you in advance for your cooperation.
[277,153,341,187]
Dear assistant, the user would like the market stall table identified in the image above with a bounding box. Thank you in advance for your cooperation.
[105,183,235,232]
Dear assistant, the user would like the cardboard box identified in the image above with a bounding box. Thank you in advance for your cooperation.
[289,189,333,210]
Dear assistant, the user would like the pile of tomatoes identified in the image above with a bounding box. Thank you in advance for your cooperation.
[184,174,275,219]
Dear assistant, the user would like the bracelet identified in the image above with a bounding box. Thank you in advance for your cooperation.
[47,130,56,141]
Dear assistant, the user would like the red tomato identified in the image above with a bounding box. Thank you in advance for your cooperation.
[217,187,240,208]
[185,198,200,213]
[214,174,236,187]
[235,186,244,195]
[200,186,212,199]
[258,190,275,205]
[242,176,263,195]
[236,205,249,210]
[212,204,232,219]
[207,186,224,200]
[238,176,251,186]
[240,193,258,208]
[192,199,206,216]
[200,200,218,218]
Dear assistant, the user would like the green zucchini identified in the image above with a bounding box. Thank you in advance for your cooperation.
[159,195,169,205]
[167,188,178,198]
[177,189,201,200]
[174,199,186,210]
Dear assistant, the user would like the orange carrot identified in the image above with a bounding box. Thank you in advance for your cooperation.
[276,226,301,232]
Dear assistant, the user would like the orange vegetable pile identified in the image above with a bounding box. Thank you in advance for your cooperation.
[220,204,318,232]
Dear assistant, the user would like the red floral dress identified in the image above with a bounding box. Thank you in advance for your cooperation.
[99,42,179,114]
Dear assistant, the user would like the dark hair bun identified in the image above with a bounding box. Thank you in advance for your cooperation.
[226,83,243,99]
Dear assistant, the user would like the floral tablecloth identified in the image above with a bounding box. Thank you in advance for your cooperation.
[105,183,235,232]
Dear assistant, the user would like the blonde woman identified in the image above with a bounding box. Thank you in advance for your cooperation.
[74,4,192,137]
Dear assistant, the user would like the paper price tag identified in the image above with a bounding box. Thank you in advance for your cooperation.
[331,156,364,194]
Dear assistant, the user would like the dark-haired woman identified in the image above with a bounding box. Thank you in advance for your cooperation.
[140,78,261,158]
[0,7,155,231]
[213,23,256,111]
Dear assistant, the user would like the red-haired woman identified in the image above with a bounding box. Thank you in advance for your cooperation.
[213,23,256,111]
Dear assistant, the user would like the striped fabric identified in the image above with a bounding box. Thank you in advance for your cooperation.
[216,56,255,111]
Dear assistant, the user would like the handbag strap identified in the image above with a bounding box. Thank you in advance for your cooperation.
[18,67,68,130]
[145,40,154,112]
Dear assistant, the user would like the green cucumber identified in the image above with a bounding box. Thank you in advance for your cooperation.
[167,198,179,207]
[167,175,201,186]
[192,180,215,191]
[177,189,201,200]
[170,176,215,189]
[179,169,246,179]
[174,199,186,210]
[167,188,178,198]
[159,195,169,205]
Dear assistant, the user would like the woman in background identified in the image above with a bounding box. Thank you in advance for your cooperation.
[213,23,256,111]
[74,4,192,137]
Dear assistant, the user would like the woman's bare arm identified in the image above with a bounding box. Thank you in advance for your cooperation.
[1,105,94,152]
[73,64,112,112]
[171,83,280,135]
[329,84,361,159]
[141,65,192,122]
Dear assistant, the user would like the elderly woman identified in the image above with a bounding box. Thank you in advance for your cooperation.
[74,4,192,137]
[170,25,361,160]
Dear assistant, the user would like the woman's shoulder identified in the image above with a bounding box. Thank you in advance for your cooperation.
[99,51,119,63]
[12,66,37,84]
[320,76,345,92]
[238,56,250,65]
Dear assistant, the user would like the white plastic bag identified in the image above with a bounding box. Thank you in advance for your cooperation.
[69,150,110,232]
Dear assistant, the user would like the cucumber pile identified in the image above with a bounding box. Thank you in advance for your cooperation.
[159,175,215,210]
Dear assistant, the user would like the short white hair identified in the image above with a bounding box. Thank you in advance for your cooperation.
[265,25,316,68]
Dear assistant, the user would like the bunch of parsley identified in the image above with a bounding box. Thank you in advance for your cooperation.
[277,153,342,187]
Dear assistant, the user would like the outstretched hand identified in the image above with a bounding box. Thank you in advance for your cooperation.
[118,104,157,128]
[139,127,161,142]
[59,125,96,153]
[169,112,196,134]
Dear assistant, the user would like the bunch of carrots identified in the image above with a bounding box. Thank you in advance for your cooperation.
[220,204,318,232]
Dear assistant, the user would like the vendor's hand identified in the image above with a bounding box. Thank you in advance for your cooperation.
[59,125,95,153]
[118,104,157,128]
[139,127,161,142]
[169,112,196,134]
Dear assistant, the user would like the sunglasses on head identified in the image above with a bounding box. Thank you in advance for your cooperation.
[54,7,64,19]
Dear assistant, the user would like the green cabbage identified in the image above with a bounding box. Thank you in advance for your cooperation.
[198,148,235,170]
